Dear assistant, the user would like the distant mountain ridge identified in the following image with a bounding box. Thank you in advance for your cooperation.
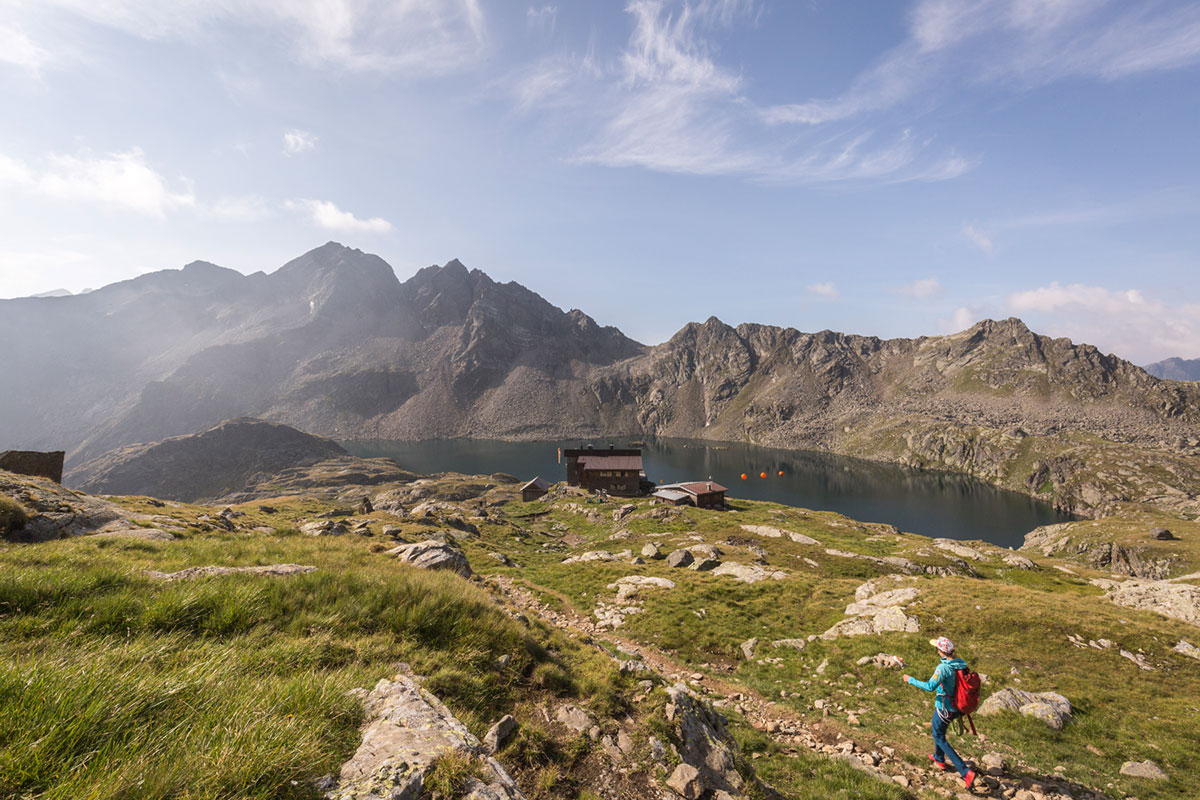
[3,242,1198,515]
[1144,357,1200,381]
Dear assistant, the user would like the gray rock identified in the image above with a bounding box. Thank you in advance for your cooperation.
[1149,528,1176,540]
[147,563,317,581]
[301,519,349,536]
[978,688,1072,729]
[641,542,664,559]
[981,752,1007,772]
[666,684,744,797]
[689,544,723,560]
[711,561,788,583]
[666,549,695,568]
[1120,760,1168,780]
[484,715,518,754]
[771,638,807,650]
[326,672,527,800]
[386,540,472,578]
[555,704,592,734]
[740,638,759,660]
[667,763,703,800]
[1096,578,1200,627]
[690,556,721,571]
[1173,640,1200,660]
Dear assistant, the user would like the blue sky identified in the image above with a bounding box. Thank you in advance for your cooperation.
[1,0,1198,363]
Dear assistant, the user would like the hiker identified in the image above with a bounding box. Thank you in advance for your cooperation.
[902,636,977,789]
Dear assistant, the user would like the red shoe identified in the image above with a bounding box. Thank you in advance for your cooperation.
[928,754,947,771]
[964,769,977,788]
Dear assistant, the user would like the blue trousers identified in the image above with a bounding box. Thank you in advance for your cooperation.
[932,708,969,777]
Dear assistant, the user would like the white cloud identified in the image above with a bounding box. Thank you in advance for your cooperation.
[209,194,273,221]
[948,305,980,332]
[561,1,963,183]
[282,129,317,155]
[0,148,195,217]
[766,0,1200,128]
[24,0,487,75]
[286,198,393,233]
[895,276,941,299]
[0,248,93,299]
[1006,282,1200,363]
[962,224,993,254]
[0,23,53,73]
[526,5,557,34]
[807,281,839,300]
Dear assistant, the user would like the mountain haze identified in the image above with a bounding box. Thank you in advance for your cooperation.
[4,243,1199,514]
[1145,357,1200,381]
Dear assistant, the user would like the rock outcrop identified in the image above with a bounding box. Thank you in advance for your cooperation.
[327,672,526,800]
[821,580,921,639]
[1092,578,1200,627]
[977,688,1073,730]
[387,541,472,578]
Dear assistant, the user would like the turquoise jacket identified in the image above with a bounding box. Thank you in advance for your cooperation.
[907,656,967,712]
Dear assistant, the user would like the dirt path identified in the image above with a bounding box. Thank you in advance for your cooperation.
[487,574,1113,800]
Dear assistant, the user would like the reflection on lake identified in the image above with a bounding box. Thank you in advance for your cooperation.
[342,437,1071,549]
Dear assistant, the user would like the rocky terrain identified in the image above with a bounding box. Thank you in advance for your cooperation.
[1144,357,1200,381]
[4,458,1199,799]
[3,243,1199,515]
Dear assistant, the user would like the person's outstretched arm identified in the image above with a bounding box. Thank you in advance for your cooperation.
[904,665,945,692]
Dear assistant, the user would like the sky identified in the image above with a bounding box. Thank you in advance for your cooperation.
[1,0,1199,364]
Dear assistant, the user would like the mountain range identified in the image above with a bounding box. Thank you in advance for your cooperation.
[3,242,1198,515]
[1144,357,1200,381]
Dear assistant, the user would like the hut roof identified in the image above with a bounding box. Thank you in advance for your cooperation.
[577,454,643,471]
[657,481,727,496]
[521,476,551,492]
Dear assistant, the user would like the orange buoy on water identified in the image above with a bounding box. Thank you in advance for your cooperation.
[759,471,767,478]
[778,470,784,476]
[740,473,748,480]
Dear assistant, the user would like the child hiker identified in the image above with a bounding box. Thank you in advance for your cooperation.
[902,636,977,789]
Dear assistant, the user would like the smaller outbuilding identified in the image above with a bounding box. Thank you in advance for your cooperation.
[652,480,728,509]
[520,476,551,502]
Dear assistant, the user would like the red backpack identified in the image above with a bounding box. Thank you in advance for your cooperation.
[953,666,982,734]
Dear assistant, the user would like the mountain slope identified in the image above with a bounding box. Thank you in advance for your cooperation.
[1145,357,1200,381]
[4,244,1199,515]
[69,418,348,502]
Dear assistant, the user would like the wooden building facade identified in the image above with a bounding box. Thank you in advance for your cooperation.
[562,447,645,496]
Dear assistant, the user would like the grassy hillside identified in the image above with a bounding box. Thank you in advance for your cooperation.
[3,465,1199,799]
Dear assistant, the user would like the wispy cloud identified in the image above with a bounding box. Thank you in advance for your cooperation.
[526,5,558,35]
[23,0,487,75]
[282,129,317,156]
[0,23,52,74]
[962,224,993,254]
[807,281,839,300]
[0,148,195,217]
[765,0,1200,128]
[558,0,964,183]
[1006,281,1200,362]
[209,195,273,221]
[286,198,393,233]
[894,276,941,299]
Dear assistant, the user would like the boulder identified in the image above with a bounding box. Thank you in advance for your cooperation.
[933,539,985,560]
[641,542,664,559]
[711,562,788,583]
[977,688,1072,729]
[666,549,695,568]
[691,557,721,572]
[740,524,819,545]
[484,715,519,754]
[387,540,472,578]
[301,519,349,536]
[689,544,723,560]
[665,684,744,797]
[740,638,758,660]
[856,653,904,669]
[327,673,526,800]
[1173,640,1200,660]
[666,763,703,800]
[1149,528,1176,541]
[1120,760,1168,780]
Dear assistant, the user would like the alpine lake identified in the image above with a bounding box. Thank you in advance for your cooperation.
[342,437,1072,549]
